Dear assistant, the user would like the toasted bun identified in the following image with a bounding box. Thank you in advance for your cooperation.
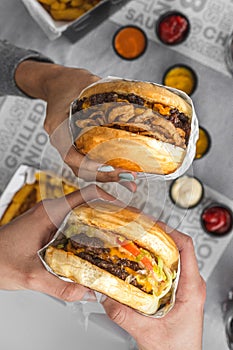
[45,246,162,314]
[44,201,179,314]
[78,79,192,119]
[69,201,179,271]
[75,126,185,174]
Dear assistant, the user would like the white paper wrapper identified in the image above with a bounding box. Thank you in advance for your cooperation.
[38,201,180,318]
[69,76,199,181]
[0,164,38,219]
[0,164,78,222]
[21,0,70,40]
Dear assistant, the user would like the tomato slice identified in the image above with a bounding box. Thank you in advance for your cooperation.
[122,242,140,256]
[141,256,153,271]
[121,241,153,270]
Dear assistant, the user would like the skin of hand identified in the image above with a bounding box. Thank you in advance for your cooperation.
[0,184,118,301]
[102,223,206,350]
[15,61,137,192]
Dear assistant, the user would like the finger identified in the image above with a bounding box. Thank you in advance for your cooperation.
[40,189,87,229]
[76,165,137,187]
[33,268,89,302]
[49,115,137,185]
[49,118,73,158]
[119,180,137,192]
[173,233,202,299]
[102,297,151,338]
[66,147,137,183]
[74,164,137,192]
[76,166,138,193]
[67,184,125,208]
[48,121,105,177]
[157,221,194,254]
[41,185,125,229]
[157,222,201,297]
[64,146,102,174]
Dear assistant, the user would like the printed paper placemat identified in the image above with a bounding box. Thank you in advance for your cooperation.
[110,0,233,77]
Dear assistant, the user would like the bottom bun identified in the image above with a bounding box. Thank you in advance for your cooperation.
[75,126,185,174]
[45,246,171,315]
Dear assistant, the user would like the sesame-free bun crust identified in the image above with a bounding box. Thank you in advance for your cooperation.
[78,79,192,119]
[75,126,185,174]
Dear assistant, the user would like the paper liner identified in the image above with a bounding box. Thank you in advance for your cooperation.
[0,164,78,223]
[21,0,69,40]
[69,76,199,181]
[38,201,180,318]
[21,0,119,41]
[0,164,37,219]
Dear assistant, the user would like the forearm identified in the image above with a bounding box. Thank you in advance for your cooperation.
[0,39,53,98]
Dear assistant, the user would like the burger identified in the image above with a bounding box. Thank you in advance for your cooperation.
[44,201,179,315]
[70,79,192,174]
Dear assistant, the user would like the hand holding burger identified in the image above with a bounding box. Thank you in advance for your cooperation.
[102,226,206,350]
[0,185,117,300]
[72,78,192,175]
[44,201,179,315]
[15,61,137,192]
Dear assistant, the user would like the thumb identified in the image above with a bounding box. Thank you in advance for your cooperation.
[102,298,148,337]
[41,189,86,230]
[42,185,122,229]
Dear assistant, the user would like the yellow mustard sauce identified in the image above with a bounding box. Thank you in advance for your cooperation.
[164,65,196,95]
[195,127,211,159]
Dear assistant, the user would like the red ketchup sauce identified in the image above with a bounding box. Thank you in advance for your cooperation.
[157,13,189,45]
[201,205,232,235]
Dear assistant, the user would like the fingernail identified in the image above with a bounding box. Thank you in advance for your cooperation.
[82,290,97,302]
[98,165,115,172]
[119,179,135,184]
[119,173,135,181]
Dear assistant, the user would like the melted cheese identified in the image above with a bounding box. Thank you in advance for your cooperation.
[153,103,171,115]
[65,240,154,293]
[82,101,91,109]
[109,247,134,260]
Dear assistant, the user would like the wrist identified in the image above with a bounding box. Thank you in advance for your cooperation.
[15,60,63,101]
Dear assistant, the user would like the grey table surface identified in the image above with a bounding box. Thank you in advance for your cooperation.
[0,1,233,349]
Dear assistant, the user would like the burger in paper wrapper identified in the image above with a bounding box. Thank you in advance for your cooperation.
[70,77,198,178]
[41,200,180,317]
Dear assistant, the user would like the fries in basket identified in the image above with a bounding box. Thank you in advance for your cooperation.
[38,0,102,21]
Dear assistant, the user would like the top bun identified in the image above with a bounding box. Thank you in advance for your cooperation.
[78,79,192,119]
[69,200,179,271]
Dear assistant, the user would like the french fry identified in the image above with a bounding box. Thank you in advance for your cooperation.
[81,3,92,11]
[36,172,78,200]
[37,0,102,21]
[51,1,67,10]
[50,8,85,20]
[0,184,38,226]
[0,171,79,226]
[38,0,56,5]
[70,0,84,7]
